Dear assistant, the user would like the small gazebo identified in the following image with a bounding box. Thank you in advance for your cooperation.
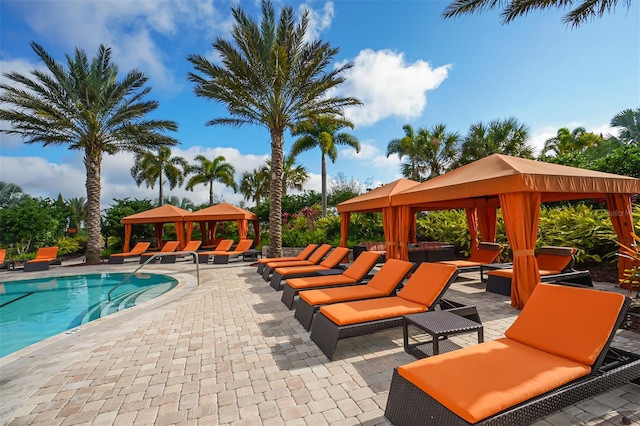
[185,203,261,247]
[120,204,190,252]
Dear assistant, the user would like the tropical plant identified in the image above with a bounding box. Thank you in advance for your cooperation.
[458,117,534,166]
[442,0,631,27]
[421,123,460,179]
[610,107,640,145]
[0,181,30,208]
[291,116,359,215]
[0,197,66,252]
[263,154,310,196]
[164,196,196,211]
[386,124,425,181]
[239,168,270,207]
[328,172,367,207]
[185,155,237,206]
[67,197,87,229]
[0,42,178,263]
[187,0,362,257]
[131,146,189,206]
[101,198,156,251]
[616,232,640,293]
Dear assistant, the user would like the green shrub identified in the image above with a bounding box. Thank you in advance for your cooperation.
[54,236,81,256]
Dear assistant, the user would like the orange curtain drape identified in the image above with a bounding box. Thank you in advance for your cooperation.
[185,221,193,243]
[476,198,498,243]
[253,220,261,246]
[340,212,350,247]
[199,221,208,245]
[174,221,185,250]
[499,192,541,309]
[382,207,399,260]
[238,219,248,240]
[154,223,164,247]
[465,208,479,255]
[398,206,414,261]
[606,194,636,282]
[123,224,132,252]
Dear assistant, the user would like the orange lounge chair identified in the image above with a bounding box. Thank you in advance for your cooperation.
[261,244,333,281]
[270,247,351,291]
[256,244,319,274]
[439,242,504,274]
[164,240,203,263]
[24,246,61,272]
[195,239,234,264]
[485,246,589,296]
[384,283,640,425]
[209,239,254,264]
[139,241,180,264]
[280,251,384,310]
[293,258,414,329]
[107,242,151,264]
[0,249,7,269]
[309,262,459,360]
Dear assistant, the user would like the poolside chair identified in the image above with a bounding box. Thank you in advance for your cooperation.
[309,262,459,360]
[107,242,151,264]
[270,247,351,291]
[194,239,234,264]
[209,239,254,264]
[486,246,591,295]
[0,249,7,270]
[256,244,319,274]
[293,258,413,329]
[439,242,504,274]
[261,244,333,281]
[165,240,202,263]
[139,241,180,264]
[23,246,61,272]
[281,251,383,310]
[384,283,640,425]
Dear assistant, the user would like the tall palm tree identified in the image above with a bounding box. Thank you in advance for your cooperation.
[442,0,631,27]
[164,196,195,211]
[539,127,593,158]
[387,124,428,181]
[264,155,310,196]
[186,155,238,206]
[0,181,29,208]
[291,116,359,216]
[421,123,460,179]
[67,197,88,229]
[458,117,533,166]
[239,168,270,207]
[131,146,189,206]
[187,0,361,257]
[610,107,640,145]
[0,42,177,263]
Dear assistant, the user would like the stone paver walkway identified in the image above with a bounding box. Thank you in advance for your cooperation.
[0,259,639,425]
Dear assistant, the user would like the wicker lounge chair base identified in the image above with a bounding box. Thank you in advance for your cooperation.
[384,348,640,425]
[310,312,403,360]
[486,270,593,296]
[23,259,59,272]
[295,298,320,331]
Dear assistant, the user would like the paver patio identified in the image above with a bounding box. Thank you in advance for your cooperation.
[1,259,638,425]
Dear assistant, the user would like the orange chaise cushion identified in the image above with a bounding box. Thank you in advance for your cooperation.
[366,259,413,294]
[319,297,427,326]
[275,265,326,275]
[300,285,387,305]
[35,247,58,260]
[505,283,625,365]
[317,247,350,268]
[536,253,573,272]
[342,252,380,281]
[258,244,318,264]
[287,275,357,289]
[469,248,501,264]
[396,263,457,306]
[488,268,562,278]
[267,259,313,269]
[398,338,591,424]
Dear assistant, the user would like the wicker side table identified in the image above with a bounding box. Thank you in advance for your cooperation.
[403,310,484,359]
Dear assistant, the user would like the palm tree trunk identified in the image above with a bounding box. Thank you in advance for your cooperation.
[209,180,214,206]
[84,150,102,264]
[321,154,327,217]
[268,129,285,257]
[158,175,164,206]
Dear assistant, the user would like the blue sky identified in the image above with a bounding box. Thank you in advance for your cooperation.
[1,0,638,209]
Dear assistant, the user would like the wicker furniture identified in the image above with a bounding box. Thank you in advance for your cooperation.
[210,239,254,264]
[23,247,61,272]
[309,263,459,360]
[384,283,640,425]
[261,244,333,280]
[269,247,350,290]
[195,240,234,264]
[441,242,504,276]
[403,309,483,358]
[256,244,319,274]
[107,242,151,264]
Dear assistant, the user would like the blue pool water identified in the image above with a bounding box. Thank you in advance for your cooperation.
[0,272,178,357]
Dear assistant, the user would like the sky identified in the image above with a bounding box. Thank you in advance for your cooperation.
[0,0,639,211]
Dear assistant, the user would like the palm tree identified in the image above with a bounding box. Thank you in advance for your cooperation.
[185,155,238,206]
[0,181,29,208]
[421,123,460,179]
[131,146,189,206]
[264,155,310,196]
[291,116,359,216]
[187,0,361,257]
[67,197,87,229]
[442,0,631,27]
[610,107,640,145]
[0,42,177,263]
[458,117,533,166]
[239,168,270,206]
[539,127,601,158]
[164,196,196,211]
[387,124,428,181]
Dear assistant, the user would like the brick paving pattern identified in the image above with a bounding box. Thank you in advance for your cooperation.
[0,259,638,425]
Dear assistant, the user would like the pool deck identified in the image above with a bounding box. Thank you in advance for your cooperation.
[1,258,639,425]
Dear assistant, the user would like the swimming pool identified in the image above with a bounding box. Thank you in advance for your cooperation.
[0,272,178,357]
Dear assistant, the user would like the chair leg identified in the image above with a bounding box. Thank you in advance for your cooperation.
[160,255,177,264]
[213,255,229,264]
[270,272,283,290]
[294,299,317,331]
[197,254,210,264]
[310,312,340,361]
[280,285,298,310]
[262,267,272,281]
[257,263,265,274]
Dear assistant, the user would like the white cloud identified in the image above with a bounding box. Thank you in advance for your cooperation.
[301,2,335,42]
[340,142,377,160]
[337,49,451,126]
